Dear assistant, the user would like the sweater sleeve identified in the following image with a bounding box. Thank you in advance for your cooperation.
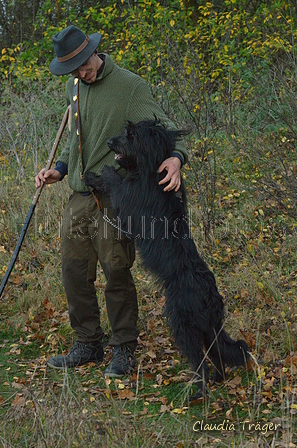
[126,81,188,165]
[54,161,68,180]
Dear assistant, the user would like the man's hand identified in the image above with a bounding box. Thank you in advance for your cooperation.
[158,157,182,192]
[35,168,61,189]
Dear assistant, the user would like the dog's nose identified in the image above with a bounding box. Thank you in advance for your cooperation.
[107,139,113,148]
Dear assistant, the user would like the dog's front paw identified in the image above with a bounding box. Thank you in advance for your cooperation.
[101,165,117,177]
[101,165,122,187]
[84,171,104,192]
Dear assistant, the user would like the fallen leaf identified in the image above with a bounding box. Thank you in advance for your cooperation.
[118,389,135,400]
[94,280,106,289]
[226,408,233,418]
[240,330,256,349]
[140,407,148,415]
[156,374,163,385]
[226,375,242,388]
[12,394,24,407]
[11,382,23,390]
[285,354,297,366]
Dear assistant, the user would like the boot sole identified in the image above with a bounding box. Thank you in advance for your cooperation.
[104,371,125,378]
[47,359,104,369]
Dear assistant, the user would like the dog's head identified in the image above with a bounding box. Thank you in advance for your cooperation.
[107,119,187,173]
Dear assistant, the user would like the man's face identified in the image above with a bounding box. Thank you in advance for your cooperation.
[72,53,101,83]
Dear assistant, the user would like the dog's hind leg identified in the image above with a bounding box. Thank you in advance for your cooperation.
[204,328,226,384]
[167,316,208,398]
[188,349,209,400]
[175,329,209,398]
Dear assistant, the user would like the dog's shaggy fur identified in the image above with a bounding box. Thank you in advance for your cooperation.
[84,119,249,398]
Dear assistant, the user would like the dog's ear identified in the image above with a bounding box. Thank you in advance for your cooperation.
[126,121,136,137]
[153,114,161,127]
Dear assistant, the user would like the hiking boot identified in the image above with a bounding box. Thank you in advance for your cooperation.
[104,345,136,378]
[47,341,104,369]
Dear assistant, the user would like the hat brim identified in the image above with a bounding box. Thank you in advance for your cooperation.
[49,32,102,75]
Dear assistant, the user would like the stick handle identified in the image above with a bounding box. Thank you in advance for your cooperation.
[0,105,70,299]
[0,204,36,298]
[32,105,70,206]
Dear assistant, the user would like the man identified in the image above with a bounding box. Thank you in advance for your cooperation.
[35,25,188,377]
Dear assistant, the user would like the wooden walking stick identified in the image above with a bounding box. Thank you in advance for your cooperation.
[0,105,70,298]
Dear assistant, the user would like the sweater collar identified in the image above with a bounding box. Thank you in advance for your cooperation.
[96,53,114,81]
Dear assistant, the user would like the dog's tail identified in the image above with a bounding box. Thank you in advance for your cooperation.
[205,327,250,382]
[217,328,250,367]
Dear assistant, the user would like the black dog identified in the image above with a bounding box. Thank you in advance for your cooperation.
[84,119,249,398]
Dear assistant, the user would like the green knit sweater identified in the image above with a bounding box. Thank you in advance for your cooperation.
[57,53,188,192]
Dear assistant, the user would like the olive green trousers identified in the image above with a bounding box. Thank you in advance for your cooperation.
[61,191,139,351]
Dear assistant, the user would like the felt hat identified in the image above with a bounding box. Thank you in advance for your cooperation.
[49,25,102,75]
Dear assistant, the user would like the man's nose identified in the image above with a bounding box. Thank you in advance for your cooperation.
[78,68,87,78]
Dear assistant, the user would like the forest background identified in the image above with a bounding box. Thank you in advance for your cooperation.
[1,0,297,447]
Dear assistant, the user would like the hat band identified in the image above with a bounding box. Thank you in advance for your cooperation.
[57,36,90,63]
